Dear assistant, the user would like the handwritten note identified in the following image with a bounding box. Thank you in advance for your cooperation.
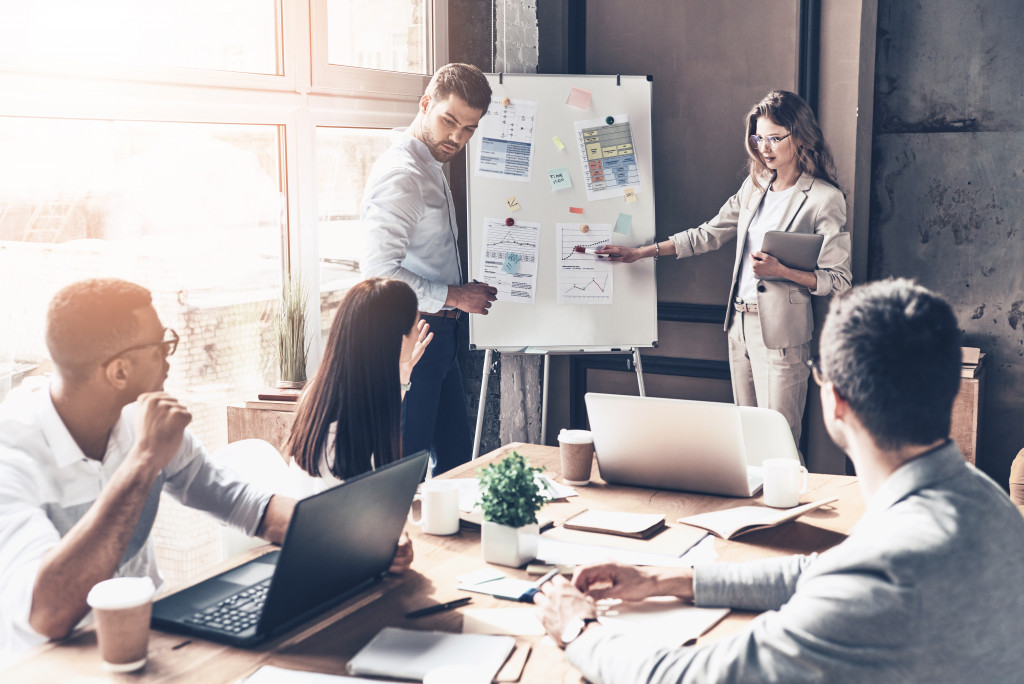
[624,188,637,204]
[548,167,573,191]
[614,213,632,235]
[506,196,521,212]
[502,252,522,274]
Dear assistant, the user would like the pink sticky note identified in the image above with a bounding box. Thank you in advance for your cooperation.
[566,87,592,110]
[569,207,584,214]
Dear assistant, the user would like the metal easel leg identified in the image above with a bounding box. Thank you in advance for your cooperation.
[472,348,493,460]
[541,353,550,445]
[632,347,647,397]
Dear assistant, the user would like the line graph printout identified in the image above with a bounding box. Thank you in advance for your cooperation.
[556,223,613,305]
[574,114,641,201]
[480,218,540,303]
[475,98,539,182]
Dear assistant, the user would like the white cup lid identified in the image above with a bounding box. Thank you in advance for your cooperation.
[87,577,156,610]
[558,429,593,445]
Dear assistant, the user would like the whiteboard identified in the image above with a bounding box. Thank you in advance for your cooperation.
[465,74,658,352]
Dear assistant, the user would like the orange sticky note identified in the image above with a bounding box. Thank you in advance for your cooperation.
[569,207,584,214]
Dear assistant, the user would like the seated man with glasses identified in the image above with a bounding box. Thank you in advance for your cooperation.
[0,278,296,652]
[536,278,1024,682]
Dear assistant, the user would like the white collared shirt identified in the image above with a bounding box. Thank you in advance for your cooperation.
[737,184,796,302]
[359,128,462,312]
[0,380,272,652]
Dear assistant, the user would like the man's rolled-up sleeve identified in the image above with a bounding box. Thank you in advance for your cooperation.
[161,432,272,537]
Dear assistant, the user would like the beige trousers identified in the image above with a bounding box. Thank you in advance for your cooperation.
[727,311,810,448]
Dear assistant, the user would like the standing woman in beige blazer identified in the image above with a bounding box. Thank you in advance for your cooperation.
[598,90,852,447]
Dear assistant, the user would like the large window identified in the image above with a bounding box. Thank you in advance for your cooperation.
[327,0,427,72]
[0,0,446,583]
[0,1,281,75]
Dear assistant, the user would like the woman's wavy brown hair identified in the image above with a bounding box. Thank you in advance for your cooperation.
[744,90,841,194]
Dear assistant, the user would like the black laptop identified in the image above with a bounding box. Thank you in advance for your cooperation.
[151,450,429,647]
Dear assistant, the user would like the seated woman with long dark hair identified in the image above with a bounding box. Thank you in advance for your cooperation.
[284,277,431,573]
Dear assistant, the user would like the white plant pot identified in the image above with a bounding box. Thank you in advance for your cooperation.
[481,521,539,567]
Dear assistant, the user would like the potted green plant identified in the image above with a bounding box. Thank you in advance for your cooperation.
[275,275,309,388]
[477,452,546,567]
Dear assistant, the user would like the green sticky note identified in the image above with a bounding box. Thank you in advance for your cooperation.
[548,166,573,191]
[502,252,522,274]
[614,213,632,235]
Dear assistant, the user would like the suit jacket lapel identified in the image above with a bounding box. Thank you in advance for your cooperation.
[731,181,766,284]
[777,173,813,233]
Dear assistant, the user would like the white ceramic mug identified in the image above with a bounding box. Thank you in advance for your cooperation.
[762,458,808,508]
[408,480,461,535]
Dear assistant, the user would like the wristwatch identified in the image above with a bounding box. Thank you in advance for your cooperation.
[400,380,412,392]
[560,616,599,647]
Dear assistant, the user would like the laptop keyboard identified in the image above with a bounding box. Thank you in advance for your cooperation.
[184,578,270,634]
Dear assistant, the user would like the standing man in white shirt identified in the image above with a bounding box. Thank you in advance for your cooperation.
[360,63,497,476]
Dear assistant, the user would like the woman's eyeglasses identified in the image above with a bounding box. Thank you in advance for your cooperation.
[749,133,791,150]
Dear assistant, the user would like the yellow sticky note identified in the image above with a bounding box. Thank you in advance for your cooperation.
[553,136,565,150]
[506,197,521,212]
[624,188,637,204]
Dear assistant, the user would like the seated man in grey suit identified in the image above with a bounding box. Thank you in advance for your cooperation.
[536,278,1024,682]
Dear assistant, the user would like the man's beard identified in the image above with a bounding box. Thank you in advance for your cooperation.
[421,126,457,162]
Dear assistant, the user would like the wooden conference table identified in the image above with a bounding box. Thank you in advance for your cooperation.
[4,443,864,683]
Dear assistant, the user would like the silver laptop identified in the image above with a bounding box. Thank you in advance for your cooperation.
[151,450,429,647]
[585,393,800,497]
[758,231,824,281]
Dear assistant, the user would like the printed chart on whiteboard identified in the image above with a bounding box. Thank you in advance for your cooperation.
[474,98,538,182]
[556,223,613,305]
[575,114,641,201]
[480,218,540,303]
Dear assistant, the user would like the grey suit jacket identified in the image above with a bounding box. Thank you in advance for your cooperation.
[668,173,852,349]
[567,441,1024,683]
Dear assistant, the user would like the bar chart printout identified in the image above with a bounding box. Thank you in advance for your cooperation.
[475,98,538,182]
[574,114,641,201]
[480,217,540,303]
[556,223,614,305]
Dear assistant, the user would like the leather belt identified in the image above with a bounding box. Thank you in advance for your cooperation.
[420,309,462,320]
[733,300,758,314]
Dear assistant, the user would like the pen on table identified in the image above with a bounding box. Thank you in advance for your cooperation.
[519,567,560,603]
[405,596,473,619]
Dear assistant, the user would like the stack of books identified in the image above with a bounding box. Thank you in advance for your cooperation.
[244,387,302,411]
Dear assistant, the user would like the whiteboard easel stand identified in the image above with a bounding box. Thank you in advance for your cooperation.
[471,348,647,460]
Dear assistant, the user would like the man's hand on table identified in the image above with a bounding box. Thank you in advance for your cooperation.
[388,531,414,574]
[534,576,599,647]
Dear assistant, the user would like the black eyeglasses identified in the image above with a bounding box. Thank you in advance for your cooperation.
[749,133,791,150]
[102,328,179,366]
[806,356,825,386]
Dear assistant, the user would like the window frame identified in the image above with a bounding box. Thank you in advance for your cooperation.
[0,0,447,373]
